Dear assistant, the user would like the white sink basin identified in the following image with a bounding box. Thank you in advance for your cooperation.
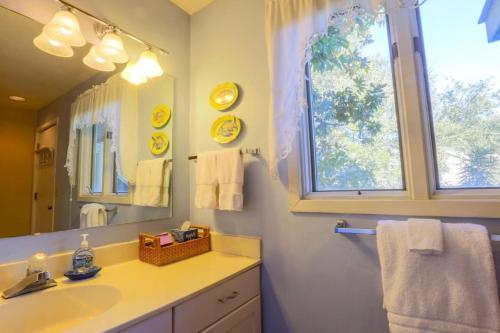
[0,285,121,333]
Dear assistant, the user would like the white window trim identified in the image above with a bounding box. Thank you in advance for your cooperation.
[289,7,500,218]
[77,126,131,205]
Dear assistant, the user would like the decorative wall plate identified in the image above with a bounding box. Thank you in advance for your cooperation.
[209,82,239,111]
[151,104,171,128]
[149,132,169,155]
[210,115,241,144]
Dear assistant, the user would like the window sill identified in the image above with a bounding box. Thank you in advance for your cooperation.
[77,195,131,205]
[289,196,500,218]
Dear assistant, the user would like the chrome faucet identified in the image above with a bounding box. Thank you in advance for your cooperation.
[2,253,57,299]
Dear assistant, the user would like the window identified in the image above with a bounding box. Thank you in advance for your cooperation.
[78,124,129,204]
[419,1,500,189]
[293,1,500,217]
[308,13,404,192]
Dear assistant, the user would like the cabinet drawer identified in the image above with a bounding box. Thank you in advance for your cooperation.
[174,267,260,333]
[200,296,261,333]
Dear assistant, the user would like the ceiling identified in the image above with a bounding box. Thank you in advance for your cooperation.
[170,0,215,15]
[0,6,103,112]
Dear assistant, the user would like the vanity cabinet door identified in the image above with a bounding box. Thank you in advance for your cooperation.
[200,296,261,333]
[118,308,172,333]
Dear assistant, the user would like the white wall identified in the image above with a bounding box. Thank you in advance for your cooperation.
[190,1,500,332]
[0,0,190,263]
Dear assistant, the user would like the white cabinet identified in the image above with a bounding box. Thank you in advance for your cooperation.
[117,267,261,333]
[117,309,172,333]
[201,296,261,333]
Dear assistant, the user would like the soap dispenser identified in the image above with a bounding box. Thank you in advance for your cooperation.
[72,233,94,274]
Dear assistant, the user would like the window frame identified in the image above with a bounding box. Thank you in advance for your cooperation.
[289,6,500,218]
[77,125,131,205]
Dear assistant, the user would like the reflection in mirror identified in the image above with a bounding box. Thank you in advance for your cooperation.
[0,5,173,238]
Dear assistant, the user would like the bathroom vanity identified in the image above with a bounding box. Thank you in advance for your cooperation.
[0,234,261,333]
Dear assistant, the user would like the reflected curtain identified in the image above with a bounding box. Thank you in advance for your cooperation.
[65,74,138,187]
[265,0,385,176]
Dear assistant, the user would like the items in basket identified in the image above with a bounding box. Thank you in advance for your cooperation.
[171,228,198,242]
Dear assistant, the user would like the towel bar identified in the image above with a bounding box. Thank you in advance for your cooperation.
[188,148,261,161]
[78,205,118,214]
[335,219,500,241]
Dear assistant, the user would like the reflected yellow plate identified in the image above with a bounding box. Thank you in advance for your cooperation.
[210,115,241,144]
[149,132,169,155]
[209,82,239,111]
[151,104,172,128]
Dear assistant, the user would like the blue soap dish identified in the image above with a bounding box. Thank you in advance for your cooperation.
[64,266,101,281]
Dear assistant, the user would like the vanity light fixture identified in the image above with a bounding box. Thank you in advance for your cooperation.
[135,49,164,78]
[43,8,85,47]
[95,30,129,63]
[33,32,74,57]
[83,45,116,72]
[121,61,148,85]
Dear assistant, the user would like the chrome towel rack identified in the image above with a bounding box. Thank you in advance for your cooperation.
[78,205,118,214]
[335,219,500,242]
[188,148,261,161]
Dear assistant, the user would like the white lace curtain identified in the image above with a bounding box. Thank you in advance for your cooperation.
[65,74,138,186]
[265,0,385,176]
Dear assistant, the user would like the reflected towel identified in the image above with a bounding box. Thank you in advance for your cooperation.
[134,158,166,207]
[407,218,443,255]
[160,162,171,207]
[80,203,107,228]
[377,220,500,333]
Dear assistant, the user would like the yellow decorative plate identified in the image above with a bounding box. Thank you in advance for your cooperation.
[210,115,241,144]
[209,82,239,111]
[151,104,172,128]
[149,132,169,155]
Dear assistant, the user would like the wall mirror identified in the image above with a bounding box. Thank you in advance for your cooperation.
[0,2,173,238]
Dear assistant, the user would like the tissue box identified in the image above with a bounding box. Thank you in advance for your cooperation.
[171,228,198,242]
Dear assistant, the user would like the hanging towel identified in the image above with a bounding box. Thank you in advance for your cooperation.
[80,203,107,228]
[217,148,244,211]
[377,220,500,333]
[160,162,171,207]
[134,158,166,207]
[407,218,443,255]
[195,151,218,209]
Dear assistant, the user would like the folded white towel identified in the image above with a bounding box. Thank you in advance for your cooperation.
[80,203,107,228]
[195,151,218,209]
[160,162,171,207]
[134,158,166,207]
[217,148,244,211]
[407,218,443,255]
[377,220,500,333]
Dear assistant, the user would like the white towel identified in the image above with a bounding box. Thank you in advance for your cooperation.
[407,218,443,255]
[80,203,107,228]
[134,158,166,207]
[377,220,500,333]
[195,151,218,209]
[160,162,171,207]
[217,148,244,211]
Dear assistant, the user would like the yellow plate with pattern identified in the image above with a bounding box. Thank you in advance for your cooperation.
[209,82,239,111]
[149,132,169,155]
[210,115,241,144]
[151,104,171,128]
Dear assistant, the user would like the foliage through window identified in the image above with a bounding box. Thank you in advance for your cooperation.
[308,14,404,192]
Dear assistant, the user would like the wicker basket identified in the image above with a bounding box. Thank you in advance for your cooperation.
[139,226,211,266]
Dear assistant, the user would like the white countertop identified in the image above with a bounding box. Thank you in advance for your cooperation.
[1,251,260,333]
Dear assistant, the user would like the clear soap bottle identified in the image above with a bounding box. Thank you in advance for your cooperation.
[72,234,94,274]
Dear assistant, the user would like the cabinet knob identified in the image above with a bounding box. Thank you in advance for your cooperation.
[217,291,239,304]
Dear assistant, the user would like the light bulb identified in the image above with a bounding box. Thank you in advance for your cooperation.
[121,62,147,85]
[83,46,116,71]
[95,32,128,63]
[33,32,74,58]
[43,9,85,47]
[135,49,164,78]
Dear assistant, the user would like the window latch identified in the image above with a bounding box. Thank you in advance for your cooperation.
[413,36,420,54]
[391,42,399,60]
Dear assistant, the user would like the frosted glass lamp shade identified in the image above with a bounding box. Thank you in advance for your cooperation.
[95,32,128,63]
[136,50,164,78]
[121,62,148,85]
[33,32,74,58]
[83,46,116,72]
[43,10,85,47]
